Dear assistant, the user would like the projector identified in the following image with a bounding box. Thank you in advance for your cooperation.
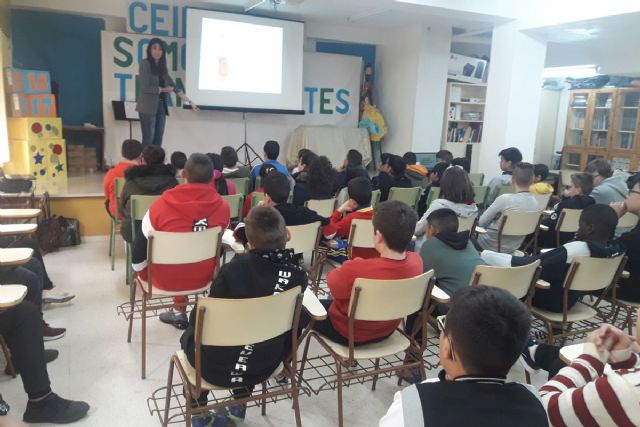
[244,0,304,12]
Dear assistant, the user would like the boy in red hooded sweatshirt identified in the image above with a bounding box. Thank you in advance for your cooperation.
[131,153,230,329]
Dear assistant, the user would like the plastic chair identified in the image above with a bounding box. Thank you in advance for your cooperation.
[553,208,582,248]
[533,193,552,210]
[371,189,381,207]
[425,187,440,209]
[388,187,421,209]
[496,210,543,254]
[221,194,244,221]
[125,195,160,287]
[457,214,478,233]
[159,287,304,426]
[531,255,627,344]
[497,185,513,197]
[286,222,322,289]
[127,226,222,379]
[618,212,639,228]
[473,186,488,206]
[469,173,485,186]
[109,177,125,270]
[306,198,337,217]
[470,260,542,306]
[227,177,250,196]
[297,271,439,427]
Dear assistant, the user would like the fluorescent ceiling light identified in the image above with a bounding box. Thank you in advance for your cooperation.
[348,8,389,22]
[542,64,599,79]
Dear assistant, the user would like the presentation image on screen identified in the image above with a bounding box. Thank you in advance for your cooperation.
[198,18,283,94]
[186,9,304,112]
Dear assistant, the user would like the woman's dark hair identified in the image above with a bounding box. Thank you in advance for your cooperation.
[146,38,168,75]
[440,167,475,204]
[307,156,335,198]
[206,153,228,195]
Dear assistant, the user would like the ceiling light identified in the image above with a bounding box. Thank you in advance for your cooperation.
[542,64,599,79]
[347,8,389,22]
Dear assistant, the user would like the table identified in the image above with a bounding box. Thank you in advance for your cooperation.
[0,208,40,220]
[0,248,34,267]
[0,285,28,308]
[0,224,37,236]
[559,343,584,364]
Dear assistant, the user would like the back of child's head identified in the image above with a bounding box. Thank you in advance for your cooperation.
[373,201,417,252]
[513,162,534,187]
[585,158,613,178]
[347,176,372,206]
[308,156,336,196]
[436,150,453,163]
[427,208,458,234]
[446,286,531,377]
[245,206,286,250]
[300,151,318,168]
[380,153,392,166]
[346,149,363,167]
[122,139,143,161]
[388,155,407,176]
[206,153,223,171]
[263,140,280,160]
[220,146,238,168]
[263,171,290,204]
[571,173,594,195]
[534,163,549,181]
[430,162,450,181]
[346,165,368,182]
[297,148,312,161]
[451,157,470,173]
[402,152,417,165]
[580,204,618,241]
[185,153,214,184]
[259,163,277,180]
[170,151,187,170]
[142,145,165,165]
[499,147,523,165]
[440,167,475,203]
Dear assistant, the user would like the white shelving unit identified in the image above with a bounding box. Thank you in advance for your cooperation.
[442,81,487,172]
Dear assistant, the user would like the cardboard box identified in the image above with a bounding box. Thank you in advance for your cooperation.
[448,53,488,84]
[2,138,67,180]
[8,94,57,117]
[4,68,51,94]
[8,117,63,140]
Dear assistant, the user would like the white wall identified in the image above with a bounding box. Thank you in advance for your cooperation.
[533,89,560,165]
[546,39,640,75]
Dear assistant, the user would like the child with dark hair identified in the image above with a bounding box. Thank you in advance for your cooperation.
[530,163,553,195]
[403,151,428,189]
[307,201,422,345]
[486,147,523,204]
[611,173,640,302]
[250,140,289,185]
[292,150,317,184]
[103,139,142,218]
[416,162,451,217]
[206,153,236,196]
[373,155,412,202]
[170,151,187,176]
[538,172,595,248]
[292,155,336,206]
[381,286,547,427]
[334,149,370,192]
[436,150,453,164]
[180,206,306,426]
[242,163,276,218]
[451,157,470,172]
[220,146,250,179]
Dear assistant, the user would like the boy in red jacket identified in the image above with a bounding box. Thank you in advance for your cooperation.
[131,153,230,329]
[103,139,142,218]
[310,200,423,344]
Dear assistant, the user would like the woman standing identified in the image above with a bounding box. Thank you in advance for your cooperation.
[136,38,198,146]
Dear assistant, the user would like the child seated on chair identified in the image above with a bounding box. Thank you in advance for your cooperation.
[485,147,522,205]
[103,139,142,219]
[131,154,230,330]
[476,162,539,253]
[481,204,623,313]
[180,206,307,427]
[306,201,423,345]
[242,163,276,218]
[529,163,554,195]
[373,155,411,202]
[320,176,377,262]
[611,173,640,302]
[170,151,187,178]
[380,286,548,427]
[538,172,595,248]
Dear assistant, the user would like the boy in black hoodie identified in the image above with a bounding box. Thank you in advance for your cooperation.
[538,172,595,248]
[181,206,307,427]
[611,173,640,302]
[373,154,412,202]
[482,204,622,313]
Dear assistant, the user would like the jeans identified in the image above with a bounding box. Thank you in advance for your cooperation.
[0,258,44,310]
[0,236,53,290]
[139,100,166,146]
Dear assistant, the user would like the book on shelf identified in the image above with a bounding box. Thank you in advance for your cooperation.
[447,124,482,143]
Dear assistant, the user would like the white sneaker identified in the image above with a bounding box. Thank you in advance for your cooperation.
[42,290,75,304]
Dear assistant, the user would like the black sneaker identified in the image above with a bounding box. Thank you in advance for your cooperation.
[159,311,188,330]
[42,322,66,341]
[23,393,89,424]
[519,338,540,373]
[8,349,58,375]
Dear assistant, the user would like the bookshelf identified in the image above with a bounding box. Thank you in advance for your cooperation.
[442,82,487,171]
[561,88,640,172]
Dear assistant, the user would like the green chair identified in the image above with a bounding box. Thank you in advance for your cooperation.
[222,194,244,221]
[250,191,266,209]
[388,187,422,210]
[473,186,488,206]
[306,198,337,217]
[425,186,441,208]
[109,177,125,271]
[126,195,160,292]
[371,189,381,207]
[469,173,485,186]
[497,185,513,197]
[227,177,250,196]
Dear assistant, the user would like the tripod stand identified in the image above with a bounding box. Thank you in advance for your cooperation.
[235,112,263,168]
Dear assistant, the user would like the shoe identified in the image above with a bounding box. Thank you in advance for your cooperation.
[192,412,235,427]
[519,338,540,373]
[159,311,189,330]
[7,349,58,375]
[396,368,422,384]
[42,322,66,341]
[227,404,246,423]
[23,393,89,424]
[42,290,75,304]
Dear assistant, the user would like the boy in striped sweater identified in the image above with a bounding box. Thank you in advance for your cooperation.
[538,317,640,426]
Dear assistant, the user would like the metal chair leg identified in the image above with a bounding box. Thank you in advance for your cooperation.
[371,358,380,391]
[336,360,344,427]
[162,358,175,427]
[141,296,147,379]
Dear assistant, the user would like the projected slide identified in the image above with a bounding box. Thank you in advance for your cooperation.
[198,18,283,94]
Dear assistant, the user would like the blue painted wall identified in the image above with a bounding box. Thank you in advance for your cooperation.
[11,9,105,126]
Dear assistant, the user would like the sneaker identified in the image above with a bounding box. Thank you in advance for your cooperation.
[159,311,189,330]
[228,404,246,423]
[8,349,58,375]
[23,393,89,424]
[42,322,66,341]
[42,290,75,304]
[193,412,235,427]
[519,338,540,373]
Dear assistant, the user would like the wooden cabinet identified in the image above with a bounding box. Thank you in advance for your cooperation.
[561,88,640,171]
